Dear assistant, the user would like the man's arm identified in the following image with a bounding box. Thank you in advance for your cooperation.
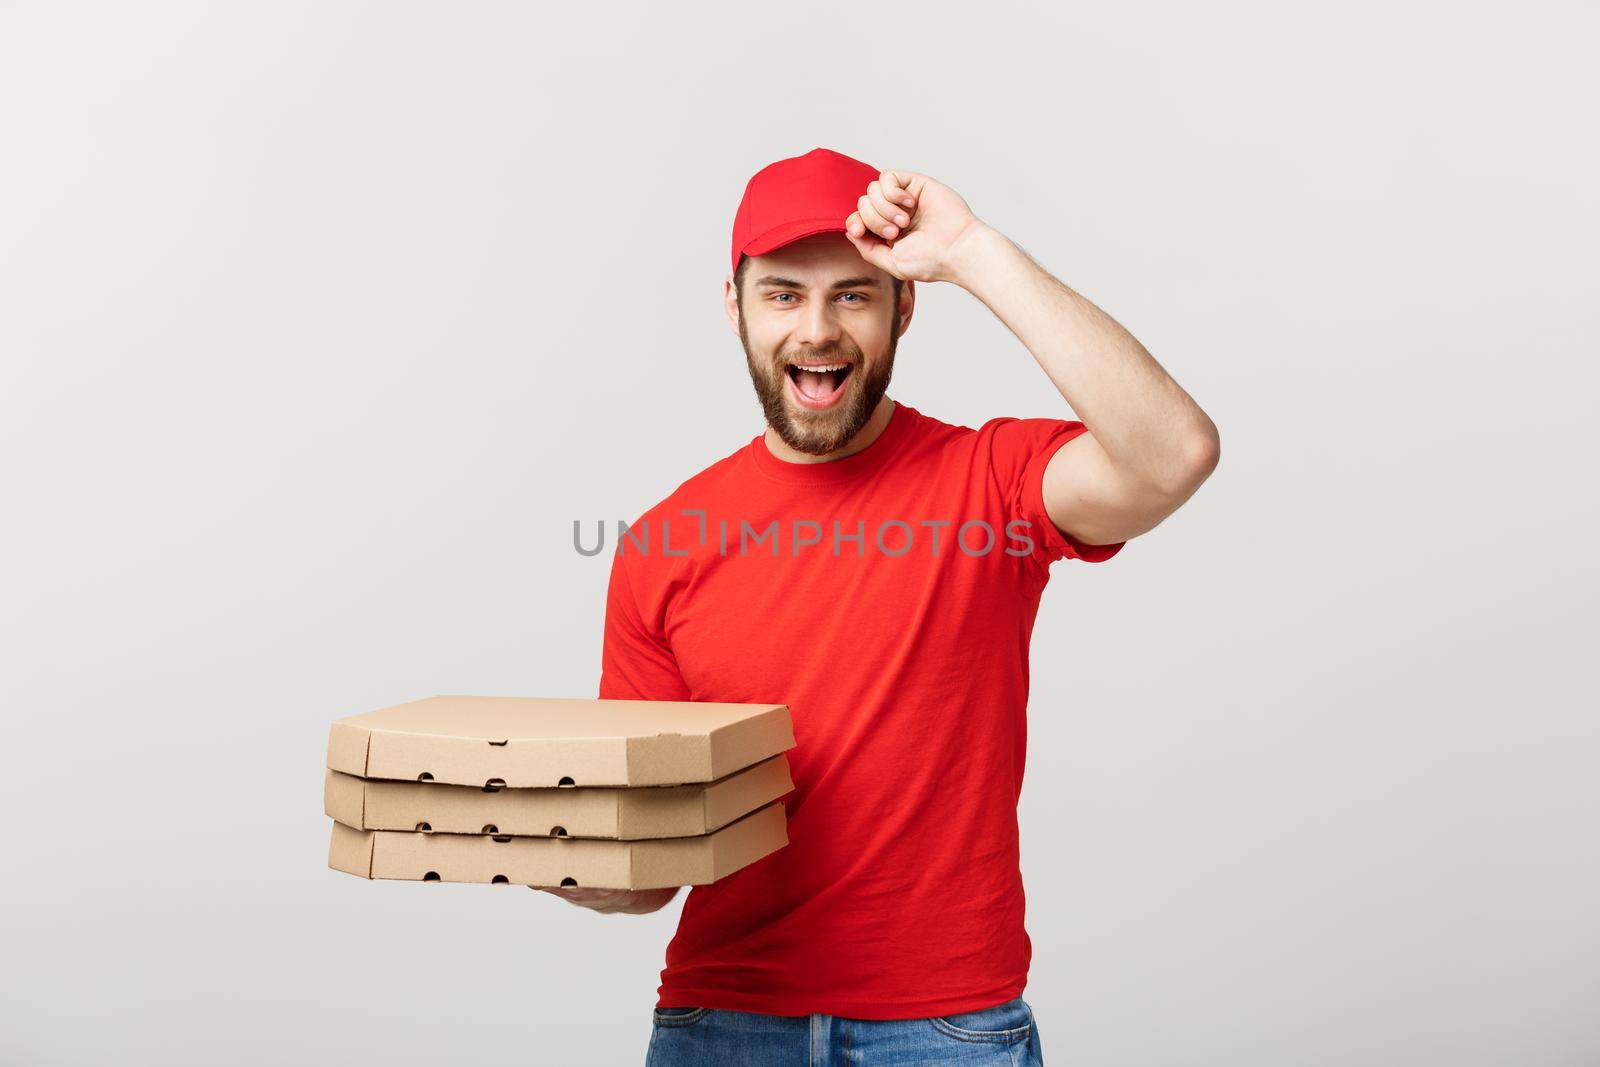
[845,171,1219,548]
[534,884,680,913]
[535,548,689,915]
[947,223,1219,547]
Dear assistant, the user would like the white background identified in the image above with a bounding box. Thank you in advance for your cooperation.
[2,2,1595,1064]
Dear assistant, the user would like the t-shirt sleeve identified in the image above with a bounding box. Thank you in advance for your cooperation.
[597,549,692,701]
[981,416,1126,568]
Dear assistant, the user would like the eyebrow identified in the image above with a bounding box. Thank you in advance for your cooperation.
[753,275,882,290]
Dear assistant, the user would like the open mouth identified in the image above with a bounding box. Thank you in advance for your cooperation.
[785,360,855,410]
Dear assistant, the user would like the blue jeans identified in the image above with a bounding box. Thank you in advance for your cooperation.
[646,995,1044,1065]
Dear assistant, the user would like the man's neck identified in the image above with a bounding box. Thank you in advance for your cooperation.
[763,396,896,465]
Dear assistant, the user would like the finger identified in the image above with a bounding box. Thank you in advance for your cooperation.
[856,194,896,239]
[879,170,916,210]
[867,181,909,230]
[843,216,893,272]
[845,210,883,242]
[844,212,883,249]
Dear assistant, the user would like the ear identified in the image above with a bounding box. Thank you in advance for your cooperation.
[723,274,742,337]
[896,279,916,337]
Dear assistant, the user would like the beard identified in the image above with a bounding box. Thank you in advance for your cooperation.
[739,305,900,456]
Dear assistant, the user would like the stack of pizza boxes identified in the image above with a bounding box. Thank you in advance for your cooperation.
[326,696,795,890]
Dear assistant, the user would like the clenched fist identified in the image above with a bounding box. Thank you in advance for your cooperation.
[842,169,988,285]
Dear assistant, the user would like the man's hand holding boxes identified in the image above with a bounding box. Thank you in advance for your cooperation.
[325,696,795,890]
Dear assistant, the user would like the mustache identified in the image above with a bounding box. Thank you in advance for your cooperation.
[776,344,862,365]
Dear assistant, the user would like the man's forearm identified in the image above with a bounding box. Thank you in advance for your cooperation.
[536,884,681,914]
[607,887,680,914]
[946,221,1218,489]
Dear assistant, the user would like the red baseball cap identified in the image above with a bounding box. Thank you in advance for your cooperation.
[730,147,880,276]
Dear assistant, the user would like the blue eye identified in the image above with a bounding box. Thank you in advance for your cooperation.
[770,292,865,304]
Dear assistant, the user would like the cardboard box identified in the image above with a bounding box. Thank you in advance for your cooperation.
[326,695,795,789]
[324,752,794,839]
[328,799,788,889]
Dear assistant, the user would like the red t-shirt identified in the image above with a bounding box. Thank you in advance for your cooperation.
[598,400,1124,1019]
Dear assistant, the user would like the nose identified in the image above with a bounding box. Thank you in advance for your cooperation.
[793,294,843,349]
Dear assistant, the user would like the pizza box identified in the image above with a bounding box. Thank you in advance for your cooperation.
[328,799,789,889]
[327,695,795,789]
[324,751,794,839]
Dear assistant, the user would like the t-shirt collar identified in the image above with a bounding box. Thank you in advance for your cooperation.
[745,399,919,485]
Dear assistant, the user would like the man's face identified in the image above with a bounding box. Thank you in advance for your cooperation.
[728,232,910,456]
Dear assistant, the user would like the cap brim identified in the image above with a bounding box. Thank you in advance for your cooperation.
[741,217,850,259]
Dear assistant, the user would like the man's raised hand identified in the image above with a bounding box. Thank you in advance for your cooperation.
[843,169,988,285]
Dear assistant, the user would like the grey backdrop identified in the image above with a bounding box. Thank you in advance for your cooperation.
[2,3,1594,1064]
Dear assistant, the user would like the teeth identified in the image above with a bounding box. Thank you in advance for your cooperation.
[791,362,848,372]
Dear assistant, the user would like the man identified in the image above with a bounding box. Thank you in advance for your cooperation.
[541,147,1219,1065]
